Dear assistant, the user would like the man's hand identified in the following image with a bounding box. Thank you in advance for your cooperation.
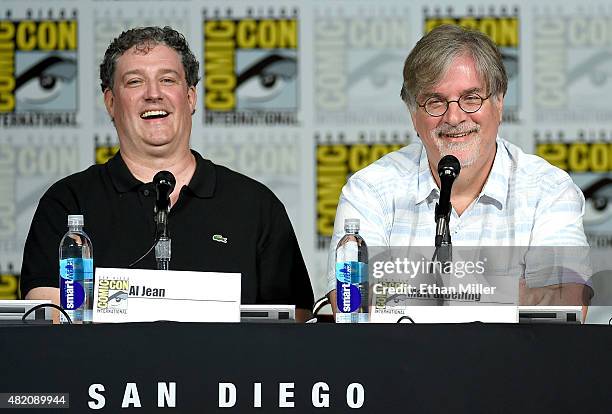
[519,279,592,306]
[25,287,60,323]
[327,290,337,317]
[295,308,313,323]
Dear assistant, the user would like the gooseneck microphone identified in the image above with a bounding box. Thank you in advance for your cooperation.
[153,170,176,228]
[433,155,460,266]
[153,171,176,270]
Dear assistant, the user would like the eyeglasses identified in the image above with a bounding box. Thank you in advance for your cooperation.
[418,93,492,117]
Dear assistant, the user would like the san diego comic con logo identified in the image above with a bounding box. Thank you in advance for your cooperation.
[534,5,612,122]
[97,278,129,314]
[424,6,520,123]
[203,7,299,126]
[0,9,78,127]
[535,129,612,247]
[94,134,119,165]
[316,131,410,250]
[0,136,79,267]
[0,265,18,300]
[313,7,411,125]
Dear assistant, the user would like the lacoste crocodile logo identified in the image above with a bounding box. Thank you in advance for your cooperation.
[212,234,228,244]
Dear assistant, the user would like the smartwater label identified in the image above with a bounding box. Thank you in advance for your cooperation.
[60,258,92,310]
[336,261,367,313]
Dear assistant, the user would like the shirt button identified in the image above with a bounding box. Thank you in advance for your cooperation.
[143,189,150,196]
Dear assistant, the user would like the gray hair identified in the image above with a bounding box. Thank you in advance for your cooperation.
[99,26,199,92]
[400,24,507,112]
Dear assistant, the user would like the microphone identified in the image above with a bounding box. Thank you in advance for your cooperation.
[152,171,175,270]
[434,155,460,249]
[153,170,176,216]
[436,155,461,222]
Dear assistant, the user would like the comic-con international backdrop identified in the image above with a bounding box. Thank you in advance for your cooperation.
[1,0,611,302]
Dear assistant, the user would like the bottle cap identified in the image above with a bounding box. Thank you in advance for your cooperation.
[344,218,360,231]
[67,214,84,227]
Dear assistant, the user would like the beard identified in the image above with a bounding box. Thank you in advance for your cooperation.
[430,123,481,168]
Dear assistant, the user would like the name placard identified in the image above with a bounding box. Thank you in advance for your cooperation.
[93,268,241,323]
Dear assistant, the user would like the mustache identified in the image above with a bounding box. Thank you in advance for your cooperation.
[433,124,480,136]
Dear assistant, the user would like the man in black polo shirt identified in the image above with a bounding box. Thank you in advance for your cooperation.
[20,26,314,321]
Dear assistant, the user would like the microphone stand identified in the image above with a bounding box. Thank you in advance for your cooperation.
[429,155,459,303]
[433,202,452,265]
[154,209,171,270]
[152,171,175,271]
[429,202,451,306]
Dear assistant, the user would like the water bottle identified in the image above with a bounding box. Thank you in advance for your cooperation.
[59,214,94,324]
[335,218,368,323]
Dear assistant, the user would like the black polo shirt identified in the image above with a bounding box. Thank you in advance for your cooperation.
[20,151,314,309]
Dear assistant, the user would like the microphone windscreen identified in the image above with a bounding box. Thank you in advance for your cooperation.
[437,155,461,178]
[153,170,176,193]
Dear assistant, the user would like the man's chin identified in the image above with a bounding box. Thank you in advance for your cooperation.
[438,149,479,168]
[441,152,478,168]
[435,137,481,168]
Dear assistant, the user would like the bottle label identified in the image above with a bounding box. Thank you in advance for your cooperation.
[335,261,366,284]
[60,258,93,310]
[335,261,367,313]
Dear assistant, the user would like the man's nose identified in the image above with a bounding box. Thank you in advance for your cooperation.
[443,100,468,125]
[144,80,162,100]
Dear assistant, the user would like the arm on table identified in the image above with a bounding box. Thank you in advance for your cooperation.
[25,287,60,323]
[519,279,593,322]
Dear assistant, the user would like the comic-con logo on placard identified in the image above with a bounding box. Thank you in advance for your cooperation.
[203,7,299,126]
[0,9,78,127]
[97,277,129,314]
[533,5,612,123]
[424,6,520,123]
[313,6,411,125]
[535,129,612,247]
[316,131,410,250]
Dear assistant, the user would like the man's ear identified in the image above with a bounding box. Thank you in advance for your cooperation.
[495,94,504,124]
[188,85,197,115]
[103,88,115,121]
[410,110,420,138]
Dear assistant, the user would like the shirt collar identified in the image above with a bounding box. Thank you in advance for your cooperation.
[415,145,439,205]
[477,137,508,210]
[414,137,508,209]
[106,151,142,193]
[106,150,216,198]
[187,151,216,198]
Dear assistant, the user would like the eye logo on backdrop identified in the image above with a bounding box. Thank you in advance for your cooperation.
[203,7,299,126]
[533,4,612,123]
[316,132,410,250]
[313,6,411,125]
[0,9,78,127]
[424,6,520,123]
[535,129,612,247]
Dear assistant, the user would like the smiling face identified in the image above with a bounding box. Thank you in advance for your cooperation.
[103,43,196,158]
[411,54,503,171]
